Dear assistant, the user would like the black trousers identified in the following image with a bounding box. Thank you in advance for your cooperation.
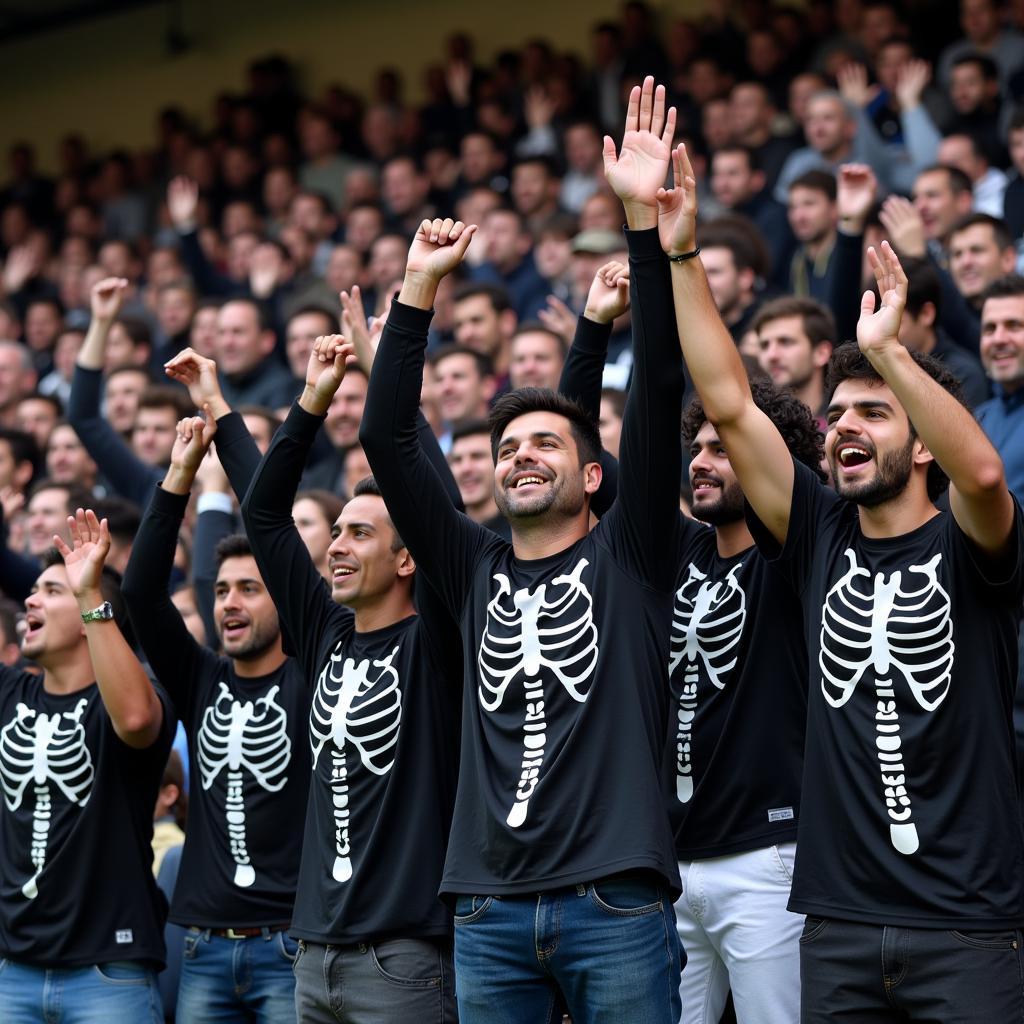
[800,917,1024,1023]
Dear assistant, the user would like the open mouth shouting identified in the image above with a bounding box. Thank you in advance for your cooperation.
[22,612,43,644]
[220,616,251,642]
[834,438,873,475]
[507,470,551,493]
[691,475,722,496]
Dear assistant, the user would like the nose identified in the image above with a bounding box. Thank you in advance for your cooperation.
[221,586,242,611]
[832,407,862,436]
[328,533,350,559]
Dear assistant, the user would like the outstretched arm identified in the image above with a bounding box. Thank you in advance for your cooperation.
[58,509,165,749]
[857,243,1014,554]
[658,143,795,544]
[360,218,492,616]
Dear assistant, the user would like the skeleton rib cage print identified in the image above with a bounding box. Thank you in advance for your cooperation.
[197,682,291,888]
[0,699,94,899]
[669,563,746,804]
[310,643,402,883]
[477,557,599,828]
[819,550,954,856]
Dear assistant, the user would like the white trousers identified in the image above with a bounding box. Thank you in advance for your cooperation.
[674,844,803,1024]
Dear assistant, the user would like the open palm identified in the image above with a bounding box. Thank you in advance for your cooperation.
[656,144,699,256]
[857,241,907,355]
[603,76,676,209]
[55,509,109,598]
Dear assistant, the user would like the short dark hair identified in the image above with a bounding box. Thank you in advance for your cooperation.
[450,417,492,445]
[0,596,22,647]
[351,476,405,551]
[106,364,151,385]
[27,477,91,509]
[488,387,601,467]
[136,385,194,420]
[214,533,253,569]
[682,378,826,480]
[979,273,1024,306]
[700,222,763,275]
[918,164,973,196]
[952,52,1000,82]
[91,495,141,545]
[0,427,41,477]
[294,488,345,527]
[751,296,836,347]
[600,387,626,419]
[825,342,963,501]
[949,211,1014,252]
[236,404,282,439]
[511,322,568,358]
[287,305,337,332]
[788,169,837,201]
[452,282,512,315]
[113,316,152,349]
[18,391,63,417]
[712,145,759,173]
[429,343,495,379]
[897,256,943,318]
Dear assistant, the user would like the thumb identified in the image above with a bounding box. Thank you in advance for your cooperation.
[602,136,618,175]
[860,289,877,317]
[451,224,478,261]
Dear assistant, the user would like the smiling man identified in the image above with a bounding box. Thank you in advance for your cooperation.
[661,140,1024,1022]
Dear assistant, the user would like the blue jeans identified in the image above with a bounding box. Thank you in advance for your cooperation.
[176,928,298,1024]
[0,957,162,1023]
[454,875,682,1024]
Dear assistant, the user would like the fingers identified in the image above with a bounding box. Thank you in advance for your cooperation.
[450,222,478,260]
[625,83,641,134]
[661,104,677,149]
[860,288,878,319]
[602,135,618,174]
[313,334,347,363]
[650,81,666,138]
[638,76,654,133]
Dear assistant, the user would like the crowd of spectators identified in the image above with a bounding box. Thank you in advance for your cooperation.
[0,0,1023,632]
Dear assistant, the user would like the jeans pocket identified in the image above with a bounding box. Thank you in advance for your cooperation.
[276,931,299,964]
[771,844,795,884]
[454,895,494,925]
[799,916,830,944]
[949,929,1020,950]
[92,961,149,985]
[182,930,203,961]
[370,939,442,988]
[291,939,307,975]
[589,876,664,917]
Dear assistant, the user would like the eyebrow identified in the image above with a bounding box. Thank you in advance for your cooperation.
[825,398,894,417]
[497,430,566,450]
[215,578,262,589]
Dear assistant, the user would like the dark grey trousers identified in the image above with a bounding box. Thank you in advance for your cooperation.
[800,916,1024,1023]
[293,937,457,1023]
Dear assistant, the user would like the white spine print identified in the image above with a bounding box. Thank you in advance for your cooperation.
[477,558,598,828]
[669,563,746,802]
[310,645,402,883]
[197,682,291,887]
[0,699,93,899]
[819,551,953,855]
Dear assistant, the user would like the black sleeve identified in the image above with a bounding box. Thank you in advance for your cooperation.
[417,412,465,513]
[558,314,620,519]
[212,411,263,499]
[67,365,164,507]
[192,504,236,651]
[830,230,864,345]
[240,402,346,675]
[603,227,684,591]
[929,253,981,356]
[359,299,494,618]
[0,544,38,602]
[178,228,236,298]
[122,485,216,717]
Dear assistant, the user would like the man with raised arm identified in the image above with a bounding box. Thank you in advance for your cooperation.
[122,416,310,1024]
[359,76,686,1024]
[0,509,174,1021]
[239,330,462,1023]
[658,142,1024,1022]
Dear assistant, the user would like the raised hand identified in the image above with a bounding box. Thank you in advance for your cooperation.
[303,334,356,413]
[167,176,199,231]
[603,75,677,227]
[54,508,110,603]
[524,86,555,130]
[2,245,40,293]
[171,414,217,476]
[879,195,926,259]
[90,276,129,323]
[0,486,24,522]
[836,62,880,108]
[405,218,477,283]
[656,143,699,257]
[894,59,930,111]
[340,286,377,373]
[537,295,578,347]
[583,261,631,324]
[837,164,878,234]
[165,346,230,419]
[857,241,907,357]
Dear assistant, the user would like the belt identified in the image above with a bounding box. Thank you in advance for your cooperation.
[202,924,291,940]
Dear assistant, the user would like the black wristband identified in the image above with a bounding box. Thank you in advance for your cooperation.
[668,246,701,263]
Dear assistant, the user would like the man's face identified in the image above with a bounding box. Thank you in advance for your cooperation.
[580,193,621,232]
[1011,129,1024,176]
[22,563,83,663]
[711,152,759,209]
[787,186,836,244]
[937,136,980,183]
[103,322,143,374]
[342,445,372,500]
[434,353,491,424]
[509,331,563,390]
[156,287,195,339]
[286,311,335,380]
[263,168,297,216]
[913,170,971,240]
[962,0,998,42]
[449,432,495,509]
[730,85,769,138]
[511,163,553,218]
[132,406,177,466]
[368,237,406,291]
[757,315,829,390]
[214,555,281,661]
[325,246,361,296]
[950,223,1016,302]
[825,379,920,506]
[346,208,384,254]
[565,125,602,174]
[981,294,1024,390]
[327,494,410,607]
[804,97,851,157]
[190,306,219,358]
[875,42,913,93]
[0,440,21,492]
[688,421,745,526]
[598,395,623,459]
[24,304,61,353]
[26,487,70,556]
[453,295,504,357]
[382,160,425,217]
[461,134,499,183]
[290,195,330,238]
[46,425,95,487]
[493,411,594,522]
[16,397,56,451]
[104,369,148,435]
[242,413,275,454]
[292,497,334,569]
[0,348,31,408]
[700,247,744,319]
[215,302,269,375]
[950,62,990,115]
[324,372,367,449]
[484,211,525,270]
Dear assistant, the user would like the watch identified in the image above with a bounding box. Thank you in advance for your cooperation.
[81,601,114,623]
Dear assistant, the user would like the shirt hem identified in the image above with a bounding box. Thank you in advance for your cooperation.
[788,899,1024,929]
[676,825,799,860]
